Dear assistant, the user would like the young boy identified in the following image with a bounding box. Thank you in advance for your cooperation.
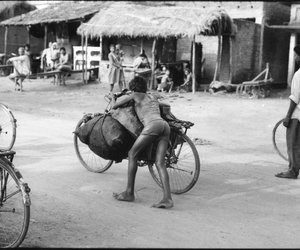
[178,68,192,92]
[159,69,174,93]
[111,76,173,209]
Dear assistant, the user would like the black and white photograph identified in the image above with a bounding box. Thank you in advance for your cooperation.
[0,0,299,248]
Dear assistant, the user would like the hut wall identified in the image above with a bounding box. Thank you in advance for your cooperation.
[262,2,290,87]
[0,26,29,54]
[231,19,261,84]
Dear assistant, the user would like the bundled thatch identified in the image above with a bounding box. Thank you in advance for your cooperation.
[77,1,235,38]
[0,1,36,21]
[0,1,111,26]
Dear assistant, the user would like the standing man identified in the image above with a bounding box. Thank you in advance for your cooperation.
[40,42,53,71]
[275,45,300,179]
[116,43,126,91]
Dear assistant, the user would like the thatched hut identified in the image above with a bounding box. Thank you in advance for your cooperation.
[0,1,111,72]
[0,1,36,55]
[77,1,235,92]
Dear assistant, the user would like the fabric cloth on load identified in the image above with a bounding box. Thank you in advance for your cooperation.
[111,100,143,138]
[75,114,135,161]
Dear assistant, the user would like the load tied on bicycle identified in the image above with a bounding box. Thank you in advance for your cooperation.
[0,103,31,248]
[74,76,200,208]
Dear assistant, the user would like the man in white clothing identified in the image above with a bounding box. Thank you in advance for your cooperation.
[275,45,300,179]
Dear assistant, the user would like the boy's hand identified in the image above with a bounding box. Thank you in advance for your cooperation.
[283,117,291,128]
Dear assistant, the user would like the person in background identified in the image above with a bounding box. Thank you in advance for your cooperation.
[116,43,126,90]
[40,42,53,71]
[275,45,300,179]
[108,44,122,93]
[7,47,31,91]
[24,43,32,74]
[111,76,173,209]
[178,68,192,92]
[133,49,150,69]
[51,42,60,70]
[155,64,167,90]
[56,47,72,85]
[158,69,173,93]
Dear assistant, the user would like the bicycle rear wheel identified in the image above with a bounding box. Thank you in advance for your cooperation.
[272,118,288,162]
[148,132,200,194]
[74,118,113,173]
[0,104,17,151]
[0,159,30,248]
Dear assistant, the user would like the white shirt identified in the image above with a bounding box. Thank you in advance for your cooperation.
[10,55,31,75]
[289,68,300,121]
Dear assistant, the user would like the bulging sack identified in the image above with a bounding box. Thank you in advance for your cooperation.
[75,114,135,161]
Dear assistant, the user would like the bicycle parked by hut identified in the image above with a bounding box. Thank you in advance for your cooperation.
[0,103,31,248]
[74,90,200,194]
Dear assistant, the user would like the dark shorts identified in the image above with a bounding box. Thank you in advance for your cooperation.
[141,119,170,142]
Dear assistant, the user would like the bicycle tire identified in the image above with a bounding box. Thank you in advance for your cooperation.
[0,159,30,248]
[148,133,200,194]
[272,118,288,162]
[74,117,113,173]
[0,104,17,151]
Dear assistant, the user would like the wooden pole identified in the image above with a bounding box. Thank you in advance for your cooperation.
[4,26,8,63]
[213,20,222,82]
[150,38,157,90]
[228,36,233,84]
[98,36,102,82]
[258,16,265,72]
[26,26,30,45]
[287,33,296,87]
[44,24,48,49]
[85,35,88,84]
[81,34,85,84]
[192,35,196,94]
[140,37,144,53]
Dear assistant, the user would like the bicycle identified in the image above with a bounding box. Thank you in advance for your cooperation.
[74,90,200,194]
[0,103,17,151]
[0,104,30,248]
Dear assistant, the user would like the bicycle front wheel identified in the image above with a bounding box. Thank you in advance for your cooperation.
[0,104,16,151]
[74,117,113,173]
[148,132,200,194]
[0,159,30,248]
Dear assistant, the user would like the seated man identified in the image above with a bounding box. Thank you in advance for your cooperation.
[7,47,31,91]
[178,68,192,92]
[158,69,173,93]
[55,47,72,85]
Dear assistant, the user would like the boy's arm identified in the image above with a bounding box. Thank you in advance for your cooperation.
[111,95,133,109]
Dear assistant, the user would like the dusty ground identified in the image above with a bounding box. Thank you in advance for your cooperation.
[0,76,299,248]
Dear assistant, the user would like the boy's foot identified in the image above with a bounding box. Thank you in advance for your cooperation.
[275,171,297,179]
[113,192,135,202]
[151,199,173,209]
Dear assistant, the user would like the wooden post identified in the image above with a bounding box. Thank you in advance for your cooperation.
[150,38,157,90]
[258,16,265,72]
[4,26,8,63]
[98,36,102,82]
[81,34,85,84]
[213,20,222,82]
[85,35,88,84]
[228,36,233,84]
[44,24,48,49]
[140,37,144,53]
[192,35,196,94]
[26,26,30,45]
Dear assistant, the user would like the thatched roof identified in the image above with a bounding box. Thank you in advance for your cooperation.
[0,1,36,21]
[0,1,110,26]
[77,1,235,38]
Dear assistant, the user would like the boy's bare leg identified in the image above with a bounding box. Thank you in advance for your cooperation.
[113,134,155,202]
[152,139,173,209]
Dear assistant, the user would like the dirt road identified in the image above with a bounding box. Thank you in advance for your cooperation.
[0,78,299,248]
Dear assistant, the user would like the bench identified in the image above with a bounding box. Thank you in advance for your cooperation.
[34,67,99,85]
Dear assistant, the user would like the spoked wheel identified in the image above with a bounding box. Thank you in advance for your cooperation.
[74,117,113,173]
[0,104,16,151]
[148,132,200,194]
[0,159,30,248]
[272,118,288,161]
